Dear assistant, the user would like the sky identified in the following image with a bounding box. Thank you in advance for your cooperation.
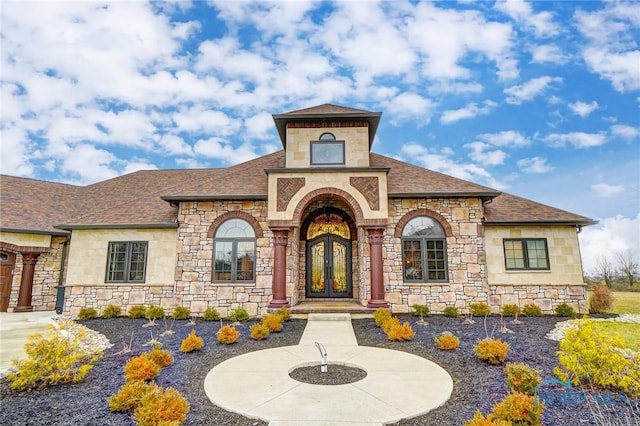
[1,0,639,275]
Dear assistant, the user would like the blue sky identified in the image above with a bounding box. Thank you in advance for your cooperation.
[1,0,639,274]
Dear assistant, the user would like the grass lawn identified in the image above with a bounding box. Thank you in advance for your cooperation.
[590,321,640,352]
[612,291,640,314]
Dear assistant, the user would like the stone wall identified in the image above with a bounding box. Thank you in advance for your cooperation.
[488,284,588,315]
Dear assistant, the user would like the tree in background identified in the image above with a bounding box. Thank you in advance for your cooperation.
[616,250,639,289]
[595,256,616,288]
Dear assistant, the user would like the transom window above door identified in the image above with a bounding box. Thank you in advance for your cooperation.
[213,218,256,283]
[401,216,448,282]
[310,132,345,165]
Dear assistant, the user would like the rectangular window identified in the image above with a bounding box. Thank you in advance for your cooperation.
[106,242,148,283]
[310,141,345,165]
[503,239,549,270]
[402,239,448,282]
[213,240,255,282]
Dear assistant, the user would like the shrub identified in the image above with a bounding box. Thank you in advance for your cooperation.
[464,411,511,426]
[108,380,158,412]
[6,321,103,391]
[501,304,520,317]
[469,302,491,317]
[505,362,541,395]
[380,316,401,334]
[275,307,291,322]
[202,307,221,321]
[146,346,173,368]
[124,354,161,381]
[589,285,614,314]
[490,392,544,426]
[128,305,147,319]
[171,306,191,320]
[435,331,460,350]
[102,304,122,319]
[180,329,204,353]
[474,338,510,365]
[554,320,640,396]
[78,307,98,321]
[133,386,190,426]
[412,304,430,318]
[554,303,575,317]
[145,305,165,320]
[373,308,392,327]
[229,307,250,322]
[250,323,270,340]
[443,306,460,318]
[217,325,239,344]
[521,303,543,317]
[261,313,283,333]
[385,321,415,342]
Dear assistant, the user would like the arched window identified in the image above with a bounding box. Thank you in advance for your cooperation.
[213,218,256,282]
[401,216,447,282]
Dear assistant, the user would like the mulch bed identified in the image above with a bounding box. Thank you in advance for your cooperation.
[1,315,638,425]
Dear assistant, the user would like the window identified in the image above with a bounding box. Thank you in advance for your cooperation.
[213,218,256,282]
[503,239,549,270]
[106,242,148,283]
[310,132,345,165]
[401,216,447,282]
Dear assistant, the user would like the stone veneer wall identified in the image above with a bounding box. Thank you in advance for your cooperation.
[384,198,488,314]
[175,201,274,317]
[3,236,65,312]
[487,284,588,315]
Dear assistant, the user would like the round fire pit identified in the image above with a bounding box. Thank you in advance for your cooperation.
[289,363,367,385]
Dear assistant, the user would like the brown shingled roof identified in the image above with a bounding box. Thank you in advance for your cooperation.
[483,192,597,225]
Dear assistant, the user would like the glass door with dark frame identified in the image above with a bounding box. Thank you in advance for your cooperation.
[306,235,352,298]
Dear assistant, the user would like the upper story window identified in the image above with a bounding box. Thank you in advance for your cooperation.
[106,241,148,283]
[311,132,345,165]
[213,218,256,282]
[504,238,549,270]
[401,217,447,282]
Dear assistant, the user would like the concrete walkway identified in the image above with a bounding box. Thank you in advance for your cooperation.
[0,311,63,375]
[204,313,453,426]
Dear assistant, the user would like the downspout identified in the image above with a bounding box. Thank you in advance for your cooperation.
[55,236,70,314]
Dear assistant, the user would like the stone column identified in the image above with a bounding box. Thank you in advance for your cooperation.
[268,228,290,308]
[366,227,389,308]
[15,252,40,312]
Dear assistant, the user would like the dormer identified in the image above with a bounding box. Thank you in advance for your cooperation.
[272,104,382,168]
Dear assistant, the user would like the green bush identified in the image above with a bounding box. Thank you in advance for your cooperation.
[443,306,459,318]
[554,320,640,396]
[554,303,575,317]
[373,308,392,327]
[474,338,510,365]
[101,304,122,319]
[412,304,430,318]
[275,307,291,322]
[202,307,221,321]
[172,306,191,320]
[229,307,250,322]
[501,304,520,317]
[145,305,165,320]
[505,362,541,395]
[128,305,147,319]
[6,321,103,391]
[78,307,98,321]
[521,303,543,317]
[469,302,491,317]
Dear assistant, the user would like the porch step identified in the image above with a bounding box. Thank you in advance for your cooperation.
[288,300,375,315]
[307,313,351,321]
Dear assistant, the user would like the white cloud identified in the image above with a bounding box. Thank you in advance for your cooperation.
[495,0,560,37]
[579,213,640,275]
[122,160,159,175]
[440,100,497,124]
[193,137,258,164]
[465,142,507,166]
[529,44,568,64]
[568,101,598,117]
[385,93,435,125]
[504,76,562,104]
[477,130,530,147]
[610,124,639,140]
[517,157,554,173]
[592,183,625,197]
[544,132,608,148]
[60,144,118,184]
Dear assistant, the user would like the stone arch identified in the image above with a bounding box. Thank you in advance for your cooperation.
[394,208,453,238]
[292,187,365,226]
[206,211,264,239]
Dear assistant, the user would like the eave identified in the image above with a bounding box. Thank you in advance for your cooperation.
[0,227,70,236]
[54,223,179,231]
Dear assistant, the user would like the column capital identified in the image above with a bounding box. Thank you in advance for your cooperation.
[270,227,290,247]
[366,227,385,245]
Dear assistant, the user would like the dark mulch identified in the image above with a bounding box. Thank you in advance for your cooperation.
[1,315,638,425]
[289,364,367,385]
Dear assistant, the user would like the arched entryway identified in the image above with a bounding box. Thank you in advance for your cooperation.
[300,206,357,300]
[0,251,16,312]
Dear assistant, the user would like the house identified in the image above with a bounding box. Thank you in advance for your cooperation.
[0,104,596,317]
